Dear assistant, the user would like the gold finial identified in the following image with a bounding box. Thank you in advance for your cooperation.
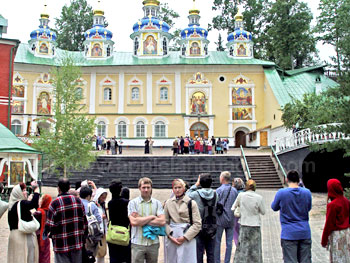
[143,0,160,6]
[94,0,104,16]
[235,8,243,21]
[41,1,49,19]
[189,0,200,15]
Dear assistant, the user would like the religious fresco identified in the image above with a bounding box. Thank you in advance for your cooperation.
[37,92,51,115]
[10,162,24,186]
[143,35,157,55]
[233,108,253,120]
[39,42,49,54]
[237,44,247,56]
[91,43,103,57]
[232,87,252,105]
[12,85,25,98]
[11,101,24,114]
[190,91,207,114]
[190,42,200,55]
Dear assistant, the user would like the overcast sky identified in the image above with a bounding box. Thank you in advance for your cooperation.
[2,0,332,62]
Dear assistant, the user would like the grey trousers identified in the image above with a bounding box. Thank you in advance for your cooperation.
[54,249,82,263]
[131,243,160,263]
[281,239,312,263]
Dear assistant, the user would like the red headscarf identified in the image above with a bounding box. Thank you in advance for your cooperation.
[37,194,52,247]
[321,179,350,247]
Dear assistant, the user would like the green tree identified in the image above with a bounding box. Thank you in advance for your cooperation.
[32,56,96,177]
[265,0,317,70]
[215,33,225,51]
[158,3,181,51]
[315,0,350,72]
[53,0,96,51]
[210,0,269,59]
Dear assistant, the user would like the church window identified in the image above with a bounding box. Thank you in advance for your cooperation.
[118,121,127,137]
[76,87,83,99]
[104,88,112,101]
[52,46,55,56]
[146,9,150,17]
[151,8,156,16]
[134,38,139,56]
[136,121,145,137]
[97,121,106,137]
[190,42,200,55]
[163,38,168,55]
[32,44,36,51]
[131,87,140,100]
[160,87,168,101]
[107,46,111,56]
[230,46,234,56]
[182,45,186,56]
[204,44,208,56]
[155,121,166,137]
[11,120,22,136]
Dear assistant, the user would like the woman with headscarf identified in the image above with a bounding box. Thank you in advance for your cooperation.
[7,182,40,263]
[321,179,350,262]
[164,179,202,263]
[108,180,130,263]
[231,179,265,263]
[34,194,52,263]
[232,178,245,246]
[93,188,108,263]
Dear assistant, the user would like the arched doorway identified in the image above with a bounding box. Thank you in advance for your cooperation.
[190,122,208,139]
[235,131,247,147]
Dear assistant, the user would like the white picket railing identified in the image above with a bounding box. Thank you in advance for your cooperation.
[275,123,350,153]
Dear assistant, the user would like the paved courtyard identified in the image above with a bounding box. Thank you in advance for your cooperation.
[0,187,329,262]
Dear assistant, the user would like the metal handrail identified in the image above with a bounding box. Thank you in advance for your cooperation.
[271,145,287,180]
[240,145,251,179]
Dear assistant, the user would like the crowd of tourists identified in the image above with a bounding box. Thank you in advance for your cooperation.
[171,136,229,156]
[1,170,349,263]
[96,136,124,155]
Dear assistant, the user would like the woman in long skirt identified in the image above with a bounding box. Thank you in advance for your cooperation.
[232,180,265,263]
[321,179,350,263]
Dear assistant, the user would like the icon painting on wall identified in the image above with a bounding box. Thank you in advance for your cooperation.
[190,91,207,114]
[37,92,51,115]
[91,43,103,57]
[237,44,247,56]
[11,101,24,114]
[12,85,25,98]
[233,108,252,120]
[232,87,252,105]
[39,42,49,54]
[144,35,157,55]
[10,162,24,186]
[190,42,200,55]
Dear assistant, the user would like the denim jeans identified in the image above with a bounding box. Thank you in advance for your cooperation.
[196,236,216,263]
[281,239,312,263]
[214,226,234,263]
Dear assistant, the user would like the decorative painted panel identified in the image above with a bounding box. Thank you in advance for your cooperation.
[11,101,24,114]
[190,91,207,114]
[37,91,51,115]
[232,87,252,105]
[233,108,252,120]
[143,35,157,55]
[12,85,25,98]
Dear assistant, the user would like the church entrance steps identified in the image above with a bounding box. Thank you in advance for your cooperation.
[43,155,245,189]
[245,155,283,189]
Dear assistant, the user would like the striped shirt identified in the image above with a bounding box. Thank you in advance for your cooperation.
[128,196,164,246]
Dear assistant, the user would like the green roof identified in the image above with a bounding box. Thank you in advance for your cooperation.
[0,123,40,154]
[14,43,275,67]
[284,64,326,76]
[265,67,339,107]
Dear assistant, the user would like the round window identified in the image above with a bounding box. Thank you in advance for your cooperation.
[219,76,225,82]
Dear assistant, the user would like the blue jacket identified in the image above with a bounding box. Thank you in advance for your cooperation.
[142,225,166,240]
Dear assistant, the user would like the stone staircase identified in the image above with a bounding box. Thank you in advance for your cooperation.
[245,155,283,189]
[42,155,245,189]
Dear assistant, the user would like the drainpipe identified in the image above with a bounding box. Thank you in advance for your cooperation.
[7,42,19,129]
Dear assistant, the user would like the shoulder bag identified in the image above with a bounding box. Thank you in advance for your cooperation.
[216,187,232,216]
[17,201,40,233]
[0,200,8,219]
[106,223,130,246]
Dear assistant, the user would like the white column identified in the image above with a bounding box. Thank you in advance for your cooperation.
[31,116,37,134]
[209,85,213,115]
[209,117,214,137]
[147,72,152,113]
[228,122,233,137]
[175,71,181,114]
[89,72,96,114]
[118,72,125,113]
[184,117,189,136]
[32,87,36,114]
[23,115,28,135]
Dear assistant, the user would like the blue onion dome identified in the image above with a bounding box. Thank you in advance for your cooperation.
[30,13,56,41]
[133,16,170,33]
[227,9,253,42]
[84,8,113,40]
[181,26,208,39]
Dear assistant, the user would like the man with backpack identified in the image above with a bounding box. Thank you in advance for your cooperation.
[214,171,238,263]
[187,173,218,263]
[80,186,103,257]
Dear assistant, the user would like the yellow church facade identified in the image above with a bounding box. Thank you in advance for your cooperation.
[10,0,337,147]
